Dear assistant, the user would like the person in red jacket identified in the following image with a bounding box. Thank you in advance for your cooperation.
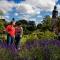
[6,20,15,45]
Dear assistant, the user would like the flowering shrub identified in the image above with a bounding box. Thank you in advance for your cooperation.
[0,38,60,60]
[19,39,60,60]
[37,31,58,40]
[21,31,57,45]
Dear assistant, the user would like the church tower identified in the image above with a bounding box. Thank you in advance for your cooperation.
[52,5,58,18]
[52,5,58,34]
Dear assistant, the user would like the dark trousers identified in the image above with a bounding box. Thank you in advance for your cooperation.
[7,34,14,45]
[15,35,21,49]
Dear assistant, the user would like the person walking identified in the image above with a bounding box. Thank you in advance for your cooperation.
[6,20,15,45]
[15,24,23,50]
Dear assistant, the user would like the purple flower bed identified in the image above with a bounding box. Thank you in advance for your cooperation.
[0,39,60,60]
[25,39,60,49]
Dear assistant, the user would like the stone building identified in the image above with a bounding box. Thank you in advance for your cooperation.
[52,5,58,34]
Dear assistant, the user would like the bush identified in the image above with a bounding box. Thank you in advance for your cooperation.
[0,48,14,60]
[21,31,57,45]
[19,47,44,60]
[48,45,60,60]
[0,22,4,33]
[21,35,28,45]
[27,33,38,41]
[37,31,58,40]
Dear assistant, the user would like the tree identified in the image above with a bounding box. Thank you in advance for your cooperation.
[16,20,36,34]
[16,19,28,25]
[41,15,52,32]
[37,23,42,30]
[27,21,36,31]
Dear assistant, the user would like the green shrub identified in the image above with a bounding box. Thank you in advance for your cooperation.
[37,32,45,39]
[21,31,57,45]
[21,33,38,45]
[0,48,14,60]
[19,47,44,60]
[0,22,4,33]
[37,31,57,40]
[27,33,38,41]
[48,45,60,60]
[21,35,28,45]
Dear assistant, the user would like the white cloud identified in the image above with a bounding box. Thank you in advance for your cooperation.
[29,18,36,21]
[57,4,60,14]
[14,13,19,16]
[21,16,29,20]
[0,0,16,14]
[5,15,9,19]
[15,0,58,23]
[37,15,42,18]
[37,11,40,14]
[16,3,36,14]
[0,0,57,15]
[0,0,37,15]
[24,0,58,11]
[4,15,10,22]
[0,0,58,24]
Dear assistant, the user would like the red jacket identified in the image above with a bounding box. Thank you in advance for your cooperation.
[6,25,15,37]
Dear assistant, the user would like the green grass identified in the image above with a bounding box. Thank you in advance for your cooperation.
[0,48,14,60]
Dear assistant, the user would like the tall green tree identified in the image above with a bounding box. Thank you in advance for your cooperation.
[27,21,36,31]
[41,15,52,32]
[16,20,36,34]
[37,23,42,30]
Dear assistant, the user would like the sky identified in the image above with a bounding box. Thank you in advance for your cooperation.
[0,0,60,24]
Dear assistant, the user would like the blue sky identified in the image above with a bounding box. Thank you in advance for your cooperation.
[0,0,60,24]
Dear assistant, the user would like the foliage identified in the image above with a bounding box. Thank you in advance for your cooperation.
[0,48,14,60]
[19,39,60,60]
[0,22,4,30]
[21,35,28,45]
[42,15,52,31]
[48,45,60,60]
[27,33,38,41]
[37,23,42,31]
[0,20,5,34]
[27,21,36,31]
[0,9,60,60]
[21,31,57,46]
[16,20,36,34]
[37,31,57,40]
[37,15,52,32]
[19,47,44,60]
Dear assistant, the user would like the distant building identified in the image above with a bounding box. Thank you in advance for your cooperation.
[52,5,58,34]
